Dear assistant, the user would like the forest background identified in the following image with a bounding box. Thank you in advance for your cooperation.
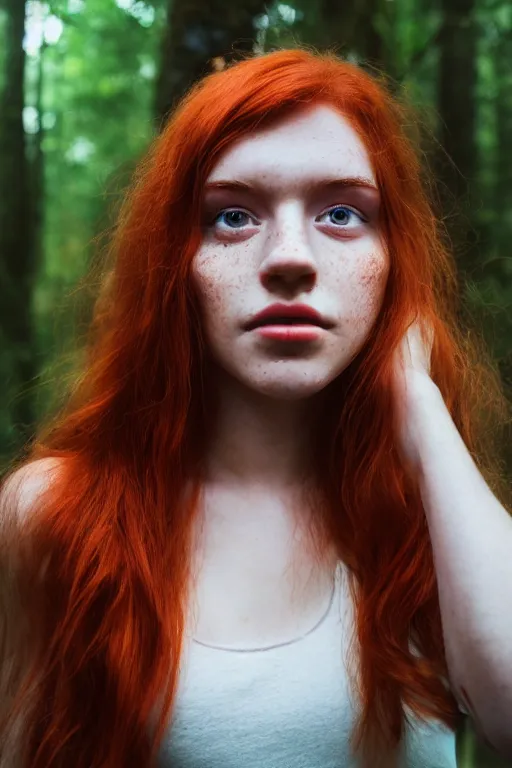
[0,0,511,766]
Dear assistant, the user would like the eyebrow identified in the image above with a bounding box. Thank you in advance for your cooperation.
[203,176,380,195]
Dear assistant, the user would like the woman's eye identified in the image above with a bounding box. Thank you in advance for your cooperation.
[316,205,366,227]
[212,209,254,229]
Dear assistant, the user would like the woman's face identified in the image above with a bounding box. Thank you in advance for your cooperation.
[192,104,389,401]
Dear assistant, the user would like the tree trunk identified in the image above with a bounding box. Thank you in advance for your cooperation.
[154,0,267,129]
[30,43,46,286]
[436,0,480,284]
[494,30,512,284]
[493,29,512,472]
[0,0,38,451]
[297,0,392,79]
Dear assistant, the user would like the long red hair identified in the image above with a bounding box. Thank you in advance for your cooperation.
[1,47,510,767]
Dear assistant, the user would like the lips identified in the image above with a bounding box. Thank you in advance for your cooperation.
[245,303,332,332]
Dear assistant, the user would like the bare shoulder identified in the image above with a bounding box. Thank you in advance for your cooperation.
[0,459,65,766]
[0,457,65,527]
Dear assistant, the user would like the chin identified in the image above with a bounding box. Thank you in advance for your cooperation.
[210,358,347,401]
[243,374,338,402]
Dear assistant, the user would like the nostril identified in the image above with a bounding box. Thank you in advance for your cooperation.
[261,272,317,293]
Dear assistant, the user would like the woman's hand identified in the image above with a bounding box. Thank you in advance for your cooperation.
[391,317,440,473]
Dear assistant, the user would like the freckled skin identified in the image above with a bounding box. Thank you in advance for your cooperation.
[192,104,389,401]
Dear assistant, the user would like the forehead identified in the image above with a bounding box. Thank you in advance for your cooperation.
[206,104,377,191]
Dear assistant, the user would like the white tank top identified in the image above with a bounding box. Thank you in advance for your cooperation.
[158,562,460,767]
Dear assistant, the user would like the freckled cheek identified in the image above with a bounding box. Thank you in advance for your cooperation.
[352,252,388,312]
[328,252,389,346]
[191,249,249,326]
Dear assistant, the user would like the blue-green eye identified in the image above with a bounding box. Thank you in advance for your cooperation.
[318,206,365,226]
[213,210,252,228]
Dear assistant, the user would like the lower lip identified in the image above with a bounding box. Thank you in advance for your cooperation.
[254,324,324,341]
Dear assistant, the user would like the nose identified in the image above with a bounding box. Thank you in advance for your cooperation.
[259,217,317,296]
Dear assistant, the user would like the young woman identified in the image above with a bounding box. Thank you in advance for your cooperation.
[1,48,511,768]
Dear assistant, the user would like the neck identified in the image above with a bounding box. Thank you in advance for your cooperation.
[203,373,319,490]
[195,369,338,573]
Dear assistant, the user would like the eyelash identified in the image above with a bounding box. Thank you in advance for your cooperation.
[210,205,367,231]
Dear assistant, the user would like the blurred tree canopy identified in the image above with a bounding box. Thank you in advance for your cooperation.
[0,3,511,762]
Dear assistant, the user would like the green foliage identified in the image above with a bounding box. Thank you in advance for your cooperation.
[0,9,6,91]
[25,0,164,422]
